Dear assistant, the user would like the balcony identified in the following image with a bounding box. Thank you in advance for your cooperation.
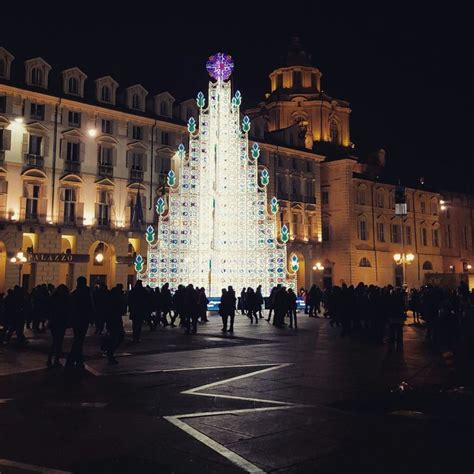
[24,154,44,169]
[303,196,317,204]
[64,160,81,174]
[97,216,110,228]
[277,192,290,201]
[129,169,144,182]
[292,194,304,203]
[98,164,113,178]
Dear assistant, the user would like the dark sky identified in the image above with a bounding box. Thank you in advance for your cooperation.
[1,3,473,192]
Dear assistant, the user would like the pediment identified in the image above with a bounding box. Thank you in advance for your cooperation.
[61,128,85,139]
[62,67,87,79]
[0,166,7,175]
[95,177,115,187]
[25,121,50,133]
[0,115,10,127]
[127,141,148,151]
[126,182,147,191]
[21,168,48,180]
[156,145,174,154]
[97,135,119,145]
[95,75,119,87]
[60,174,83,184]
[127,84,148,95]
[155,91,175,102]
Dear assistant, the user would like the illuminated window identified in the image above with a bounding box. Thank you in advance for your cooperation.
[25,184,40,220]
[28,135,42,156]
[359,257,371,267]
[97,191,110,227]
[63,188,76,224]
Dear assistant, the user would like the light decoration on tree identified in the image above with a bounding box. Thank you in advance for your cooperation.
[177,143,186,160]
[136,53,297,295]
[145,225,155,244]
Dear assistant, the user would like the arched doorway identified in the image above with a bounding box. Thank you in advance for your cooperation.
[87,241,116,289]
[0,241,6,293]
[394,264,404,287]
[59,235,75,289]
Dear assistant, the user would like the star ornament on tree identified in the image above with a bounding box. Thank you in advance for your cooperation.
[206,53,234,81]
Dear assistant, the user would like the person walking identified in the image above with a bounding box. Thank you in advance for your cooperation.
[66,277,94,370]
[256,285,264,319]
[47,284,70,368]
[183,284,198,334]
[287,288,298,328]
[105,284,126,364]
[220,286,236,333]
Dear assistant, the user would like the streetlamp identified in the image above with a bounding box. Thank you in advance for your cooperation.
[393,253,415,265]
[10,251,27,286]
[312,262,324,271]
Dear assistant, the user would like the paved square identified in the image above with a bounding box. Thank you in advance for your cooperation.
[0,313,471,473]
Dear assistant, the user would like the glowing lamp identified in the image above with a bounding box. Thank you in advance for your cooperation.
[95,253,104,263]
[88,128,97,137]
[14,117,24,124]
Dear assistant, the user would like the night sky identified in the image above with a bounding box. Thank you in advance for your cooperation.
[1,4,472,192]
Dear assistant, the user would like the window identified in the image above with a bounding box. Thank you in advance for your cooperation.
[0,128,11,151]
[277,155,284,167]
[359,257,371,267]
[422,261,433,270]
[276,73,283,89]
[97,190,110,226]
[161,131,169,145]
[420,200,426,214]
[63,188,76,224]
[101,119,113,134]
[68,111,81,127]
[377,222,385,242]
[132,125,143,140]
[0,95,6,113]
[277,176,285,193]
[431,201,438,215]
[391,224,400,243]
[311,73,317,89]
[160,101,169,116]
[306,161,312,173]
[432,228,440,247]
[322,224,330,241]
[31,67,43,86]
[330,120,339,144]
[463,226,469,249]
[421,228,428,246]
[305,180,314,197]
[29,135,42,155]
[131,152,143,170]
[101,85,111,102]
[98,146,113,166]
[132,94,141,109]
[293,71,302,88]
[322,191,329,205]
[66,142,80,162]
[68,77,79,95]
[376,191,384,208]
[389,193,395,210]
[291,178,298,195]
[0,59,5,78]
[358,219,368,241]
[157,156,170,174]
[405,225,412,245]
[292,213,300,236]
[445,225,452,248]
[356,187,366,205]
[30,103,45,120]
[26,184,40,219]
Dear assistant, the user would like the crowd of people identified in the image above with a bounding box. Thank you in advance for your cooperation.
[1,276,474,370]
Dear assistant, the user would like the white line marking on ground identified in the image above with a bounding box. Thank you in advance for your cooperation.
[163,363,305,473]
[0,458,72,473]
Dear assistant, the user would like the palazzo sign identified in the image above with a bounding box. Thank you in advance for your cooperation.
[28,253,90,263]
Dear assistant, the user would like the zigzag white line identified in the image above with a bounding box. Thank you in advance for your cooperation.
[164,363,305,473]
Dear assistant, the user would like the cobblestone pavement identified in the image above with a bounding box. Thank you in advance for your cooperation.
[0,312,471,473]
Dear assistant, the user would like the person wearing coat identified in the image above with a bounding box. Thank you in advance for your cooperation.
[128,280,148,343]
[219,286,236,333]
[48,284,70,368]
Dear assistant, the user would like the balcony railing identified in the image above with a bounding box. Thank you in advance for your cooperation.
[64,160,81,174]
[24,154,44,168]
[130,169,144,182]
[277,192,290,201]
[97,216,110,227]
[303,195,317,204]
[98,164,113,178]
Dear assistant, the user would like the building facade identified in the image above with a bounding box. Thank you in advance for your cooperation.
[0,41,472,292]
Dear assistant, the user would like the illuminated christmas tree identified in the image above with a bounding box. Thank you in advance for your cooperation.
[135,53,297,295]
